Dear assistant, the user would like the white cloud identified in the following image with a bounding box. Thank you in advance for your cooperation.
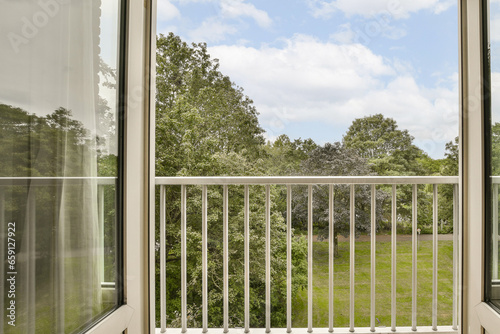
[157,0,181,21]
[170,0,272,27]
[171,0,214,3]
[309,0,454,20]
[330,23,356,43]
[309,1,337,19]
[188,17,237,42]
[211,34,393,100]
[433,0,455,14]
[330,19,407,45]
[171,0,272,42]
[220,0,272,28]
[209,34,458,157]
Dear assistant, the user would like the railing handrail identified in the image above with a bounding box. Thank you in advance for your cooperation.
[1,175,467,186]
[0,177,116,186]
[155,175,459,185]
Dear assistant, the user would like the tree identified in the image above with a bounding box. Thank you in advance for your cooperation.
[155,33,307,328]
[442,137,458,176]
[342,114,453,233]
[292,142,387,256]
[342,114,426,175]
[156,33,266,177]
[490,123,500,175]
[0,104,98,177]
[263,134,317,175]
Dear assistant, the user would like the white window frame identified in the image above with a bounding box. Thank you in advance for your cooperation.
[85,0,156,332]
[462,0,500,332]
[87,0,500,332]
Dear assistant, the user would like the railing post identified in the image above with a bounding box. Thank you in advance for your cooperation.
[244,185,250,333]
[350,184,355,333]
[370,184,376,332]
[223,185,229,333]
[160,185,166,333]
[55,187,65,333]
[432,184,438,331]
[308,185,313,333]
[266,185,271,333]
[412,184,418,331]
[391,185,397,332]
[99,185,105,284]
[26,187,36,333]
[287,185,292,333]
[181,185,187,333]
[329,184,334,333]
[202,185,208,333]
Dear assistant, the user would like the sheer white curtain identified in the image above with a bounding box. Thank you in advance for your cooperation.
[0,0,116,332]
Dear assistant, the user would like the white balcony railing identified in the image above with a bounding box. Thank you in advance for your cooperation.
[0,176,117,287]
[155,176,460,334]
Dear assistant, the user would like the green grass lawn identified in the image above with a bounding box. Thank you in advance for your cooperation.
[291,239,454,328]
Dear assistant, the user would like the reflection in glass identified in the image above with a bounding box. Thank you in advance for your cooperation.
[0,0,122,332]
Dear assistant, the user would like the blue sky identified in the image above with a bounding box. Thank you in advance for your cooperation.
[157,0,459,158]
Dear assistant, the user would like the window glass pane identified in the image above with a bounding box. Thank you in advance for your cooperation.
[0,0,123,332]
[487,0,500,309]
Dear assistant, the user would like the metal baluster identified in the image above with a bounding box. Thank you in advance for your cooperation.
[370,184,376,332]
[202,186,208,333]
[391,185,397,331]
[266,185,271,333]
[432,184,438,331]
[160,185,166,333]
[350,184,355,332]
[27,187,36,334]
[181,185,187,333]
[412,184,417,331]
[308,185,313,333]
[245,185,250,333]
[55,187,65,333]
[99,185,105,283]
[329,184,334,333]
[287,185,292,333]
[223,185,229,333]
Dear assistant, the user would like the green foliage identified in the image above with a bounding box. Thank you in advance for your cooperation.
[341,114,458,233]
[442,137,459,176]
[292,143,388,254]
[264,134,318,175]
[342,113,427,175]
[156,33,266,177]
[155,33,307,328]
[492,123,500,175]
[0,105,93,177]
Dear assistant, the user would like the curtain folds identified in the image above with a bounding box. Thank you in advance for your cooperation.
[0,0,120,332]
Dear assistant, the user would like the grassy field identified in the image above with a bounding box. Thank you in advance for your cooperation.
[291,239,454,328]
